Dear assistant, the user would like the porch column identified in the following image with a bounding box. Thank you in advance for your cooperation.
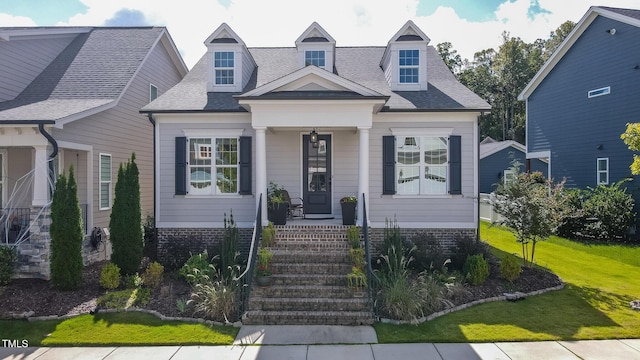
[357,127,370,226]
[32,145,50,207]
[255,127,268,224]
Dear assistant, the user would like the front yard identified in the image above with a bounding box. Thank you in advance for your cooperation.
[375,221,640,342]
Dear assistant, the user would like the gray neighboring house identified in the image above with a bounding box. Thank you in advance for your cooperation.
[142,21,490,254]
[0,27,188,278]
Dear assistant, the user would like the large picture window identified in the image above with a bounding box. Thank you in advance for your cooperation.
[214,51,234,85]
[188,137,238,195]
[99,154,112,209]
[399,49,419,84]
[396,136,447,195]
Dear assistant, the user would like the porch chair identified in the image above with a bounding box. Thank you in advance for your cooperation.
[282,190,304,219]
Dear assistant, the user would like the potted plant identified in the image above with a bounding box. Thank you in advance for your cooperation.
[340,196,357,225]
[268,182,287,225]
[262,221,277,247]
[255,248,274,286]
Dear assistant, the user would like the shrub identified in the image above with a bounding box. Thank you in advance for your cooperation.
[50,167,84,290]
[451,236,491,271]
[499,253,521,282]
[100,262,121,290]
[110,153,143,275]
[143,261,164,288]
[415,272,451,314]
[378,218,407,273]
[256,248,273,277]
[377,274,424,321]
[408,232,446,272]
[463,254,490,285]
[189,279,237,322]
[124,273,143,289]
[180,251,215,285]
[581,181,635,242]
[142,215,157,261]
[347,226,360,249]
[221,212,240,280]
[0,246,17,286]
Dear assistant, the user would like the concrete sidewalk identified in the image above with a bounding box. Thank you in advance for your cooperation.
[1,326,639,360]
[2,339,640,359]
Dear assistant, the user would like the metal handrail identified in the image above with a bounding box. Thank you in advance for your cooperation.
[362,193,380,320]
[236,194,262,320]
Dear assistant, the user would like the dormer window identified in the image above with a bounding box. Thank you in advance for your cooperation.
[214,51,235,85]
[399,50,419,84]
[305,50,325,67]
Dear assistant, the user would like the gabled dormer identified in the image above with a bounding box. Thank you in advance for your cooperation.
[204,23,256,93]
[381,20,430,91]
[295,22,336,73]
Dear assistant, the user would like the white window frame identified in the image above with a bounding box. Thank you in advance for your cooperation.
[588,86,610,98]
[398,49,419,84]
[391,128,453,197]
[503,169,515,186]
[99,153,112,210]
[214,51,235,85]
[305,50,325,67]
[0,150,6,208]
[150,83,158,101]
[183,129,244,197]
[597,157,609,185]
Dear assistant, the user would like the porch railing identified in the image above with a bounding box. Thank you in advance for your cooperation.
[236,194,262,321]
[0,208,31,245]
[362,193,380,320]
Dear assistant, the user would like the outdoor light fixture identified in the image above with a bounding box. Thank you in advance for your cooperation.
[606,28,616,35]
[310,129,318,145]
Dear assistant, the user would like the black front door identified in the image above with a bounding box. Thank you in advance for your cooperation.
[303,134,331,215]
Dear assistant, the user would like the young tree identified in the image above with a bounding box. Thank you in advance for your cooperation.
[109,153,142,275]
[50,166,84,290]
[621,123,640,174]
[492,167,568,267]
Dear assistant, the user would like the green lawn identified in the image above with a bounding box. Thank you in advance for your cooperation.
[0,312,238,346]
[375,221,640,343]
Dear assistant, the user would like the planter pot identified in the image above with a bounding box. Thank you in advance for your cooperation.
[268,203,287,225]
[341,202,357,225]
[255,275,274,286]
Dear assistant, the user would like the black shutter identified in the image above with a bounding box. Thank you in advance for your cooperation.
[239,136,252,195]
[449,135,462,195]
[175,137,187,195]
[382,136,396,195]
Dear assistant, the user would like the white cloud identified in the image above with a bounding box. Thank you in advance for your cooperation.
[46,0,640,68]
[0,13,37,27]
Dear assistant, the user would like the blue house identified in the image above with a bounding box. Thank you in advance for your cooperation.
[479,137,548,194]
[519,6,640,195]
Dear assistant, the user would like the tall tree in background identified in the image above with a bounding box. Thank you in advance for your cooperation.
[110,153,142,275]
[50,166,84,290]
[438,21,575,142]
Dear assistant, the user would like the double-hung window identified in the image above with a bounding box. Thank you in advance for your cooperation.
[214,51,234,85]
[399,49,419,84]
[99,154,112,209]
[305,50,325,67]
[188,137,239,195]
[597,157,609,185]
[396,136,448,195]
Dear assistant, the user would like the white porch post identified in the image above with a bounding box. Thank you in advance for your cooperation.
[357,127,370,226]
[32,145,50,207]
[255,127,268,224]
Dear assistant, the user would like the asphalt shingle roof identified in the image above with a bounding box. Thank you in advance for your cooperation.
[0,27,165,121]
[143,45,490,113]
[599,6,640,20]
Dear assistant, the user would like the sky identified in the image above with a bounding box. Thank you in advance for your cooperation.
[2,0,640,69]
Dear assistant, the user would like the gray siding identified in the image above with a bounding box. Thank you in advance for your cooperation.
[479,148,548,193]
[241,50,255,90]
[5,148,33,208]
[52,40,184,230]
[369,117,476,226]
[0,36,74,102]
[527,16,640,189]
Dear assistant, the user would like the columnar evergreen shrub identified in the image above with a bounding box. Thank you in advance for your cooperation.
[50,167,84,290]
[499,253,522,282]
[463,254,490,285]
[110,153,143,275]
[100,262,121,290]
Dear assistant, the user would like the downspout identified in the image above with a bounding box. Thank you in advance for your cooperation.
[147,114,157,224]
[38,123,58,196]
[477,112,484,242]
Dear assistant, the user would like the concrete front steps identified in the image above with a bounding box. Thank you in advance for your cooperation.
[243,225,373,326]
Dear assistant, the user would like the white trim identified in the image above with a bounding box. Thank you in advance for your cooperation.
[370,221,476,229]
[150,83,158,102]
[390,127,453,136]
[0,150,6,207]
[183,129,244,138]
[597,157,609,185]
[588,86,610,98]
[99,153,112,210]
[155,123,161,230]
[527,150,551,159]
[157,221,255,229]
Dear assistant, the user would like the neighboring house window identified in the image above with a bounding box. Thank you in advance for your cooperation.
[396,136,448,195]
[503,169,515,186]
[150,84,158,101]
[399,49,419,84]
[214,51,234,85]
[188,137,238,195]
[305,50,325,67]
[597,157,609,185]
[99,154,112,209]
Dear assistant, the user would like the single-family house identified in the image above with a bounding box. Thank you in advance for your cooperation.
[142,20,490,254]
[479,137,548,194]
[0,26,188,278]
[519,6,640,197]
